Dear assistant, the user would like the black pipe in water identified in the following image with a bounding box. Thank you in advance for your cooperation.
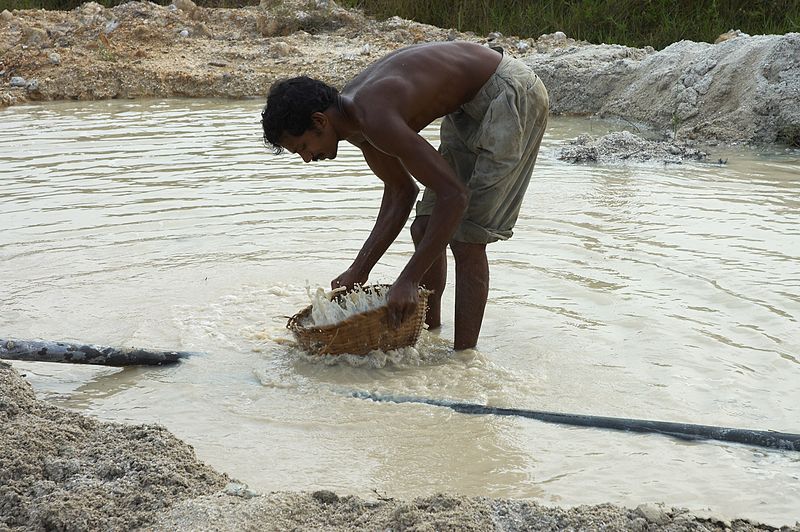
[352,392,800,452]
[0,338,194,366]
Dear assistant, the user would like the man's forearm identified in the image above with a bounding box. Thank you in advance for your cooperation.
[348,183,418,277]
[397,188,468,284]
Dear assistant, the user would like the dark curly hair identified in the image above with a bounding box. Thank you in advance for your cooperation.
[261,76,339,154]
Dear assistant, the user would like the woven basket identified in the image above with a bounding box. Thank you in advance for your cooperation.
[287,285,430,356]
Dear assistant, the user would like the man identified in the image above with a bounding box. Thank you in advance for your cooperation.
[262,41,548,350]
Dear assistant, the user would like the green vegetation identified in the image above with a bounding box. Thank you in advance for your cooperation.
[2,0,798,49]
[340,0,800,49]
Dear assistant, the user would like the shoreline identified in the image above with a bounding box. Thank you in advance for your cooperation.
[1,1,798,146]
[2,362,797,530]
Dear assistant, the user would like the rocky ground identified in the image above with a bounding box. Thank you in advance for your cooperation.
[2,1,800,530]
[0,0,458,106]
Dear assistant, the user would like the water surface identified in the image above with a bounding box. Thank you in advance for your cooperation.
[1,99,798,526]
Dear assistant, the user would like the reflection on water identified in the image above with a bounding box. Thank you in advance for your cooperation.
[1,99,799,526]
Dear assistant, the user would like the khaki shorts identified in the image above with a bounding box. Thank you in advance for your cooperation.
[416,53,549,244]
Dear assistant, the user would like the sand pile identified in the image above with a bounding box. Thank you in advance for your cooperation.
[0,361,228,530]
[526,33,800,145]
[0,0,447,106]
[151,490,790,531]
[557,131,711,164]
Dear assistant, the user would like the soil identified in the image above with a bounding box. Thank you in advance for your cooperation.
[2,1,800,530]
[557,131,713,164]
[0,361,229,531]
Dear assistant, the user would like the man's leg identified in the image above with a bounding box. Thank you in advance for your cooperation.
[450,240,489,350]
[410,216,446,329]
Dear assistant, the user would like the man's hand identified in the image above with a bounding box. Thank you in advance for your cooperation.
[386,279,419,327]
[331,268,368,292]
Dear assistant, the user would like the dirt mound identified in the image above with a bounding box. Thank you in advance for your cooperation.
[558,131,710,164]
[0,362,228,530]
[526,33,800,145]
[150,490,782,531]
[0,0,448,106]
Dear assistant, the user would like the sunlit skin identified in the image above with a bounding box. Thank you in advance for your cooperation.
[279,41,503,350]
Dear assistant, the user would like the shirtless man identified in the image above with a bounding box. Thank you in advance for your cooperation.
[261,41,549,350]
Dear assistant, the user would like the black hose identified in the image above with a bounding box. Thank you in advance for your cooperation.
[0,338,194,366]
[352,391,800,451]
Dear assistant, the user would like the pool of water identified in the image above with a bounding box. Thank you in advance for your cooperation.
[1,98,798,526]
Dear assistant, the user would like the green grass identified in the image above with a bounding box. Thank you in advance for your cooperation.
[339,0,800,49]
[2,0,798,49]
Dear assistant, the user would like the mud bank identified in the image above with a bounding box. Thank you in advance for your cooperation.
[2,363,797,530]
[526,33,800,145]
[0,361,228,530]
[1,1,799,145]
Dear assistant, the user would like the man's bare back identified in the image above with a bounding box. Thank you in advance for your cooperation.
[341,42,502,136]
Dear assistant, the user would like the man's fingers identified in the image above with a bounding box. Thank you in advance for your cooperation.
[386,284,419,327]
[404,303,415,322]
[388,306,404,327]
[390,303,415,326]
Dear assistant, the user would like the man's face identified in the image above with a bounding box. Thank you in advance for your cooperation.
[280,113,338,163]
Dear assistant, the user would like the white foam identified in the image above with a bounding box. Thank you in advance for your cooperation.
[304,284,389,327]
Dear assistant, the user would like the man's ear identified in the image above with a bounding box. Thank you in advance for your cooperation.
[310,112,328,132]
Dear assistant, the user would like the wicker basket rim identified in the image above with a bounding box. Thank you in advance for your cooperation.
[287,284,431,333]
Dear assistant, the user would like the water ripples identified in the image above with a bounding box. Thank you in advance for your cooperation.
[2,99,799,525]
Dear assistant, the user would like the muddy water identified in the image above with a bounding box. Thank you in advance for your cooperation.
[1,99,798,526]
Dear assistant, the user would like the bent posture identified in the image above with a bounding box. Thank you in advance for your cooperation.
[262,41,548,350]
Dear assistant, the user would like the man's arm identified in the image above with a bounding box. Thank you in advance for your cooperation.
[363,116,469,324]
[332,142,419,289]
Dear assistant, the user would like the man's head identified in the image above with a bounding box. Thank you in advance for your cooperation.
[261,76,340,161]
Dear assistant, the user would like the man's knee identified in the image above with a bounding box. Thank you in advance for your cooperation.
[450,239,487,263]
[410,216,429,244]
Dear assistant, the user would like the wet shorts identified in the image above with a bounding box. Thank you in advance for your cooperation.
[416,53,549,244]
